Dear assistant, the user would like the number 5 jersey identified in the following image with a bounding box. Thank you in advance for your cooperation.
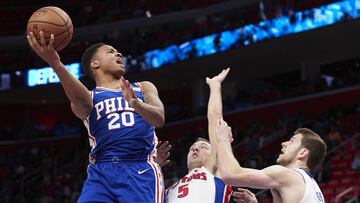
[166,166,232,203]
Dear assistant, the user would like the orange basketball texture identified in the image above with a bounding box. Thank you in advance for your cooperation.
[27,6,73,51]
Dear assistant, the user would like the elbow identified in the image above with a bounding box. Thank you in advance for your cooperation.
[220,171,235,185]
[154,114,165,127]
[207,111,222,120]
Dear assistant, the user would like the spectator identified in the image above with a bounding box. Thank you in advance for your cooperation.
[352,149,360,170]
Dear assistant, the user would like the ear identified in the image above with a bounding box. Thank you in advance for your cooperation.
[298,148,309,160]
[91,60,100,70]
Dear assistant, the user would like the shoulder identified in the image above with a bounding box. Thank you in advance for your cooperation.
[263,165,297,177]
[138,81,158,94]
[139,81,156,89]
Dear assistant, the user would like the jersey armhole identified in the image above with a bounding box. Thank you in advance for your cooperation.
[293,169,306,184]
[136,82,144,95]
[81,90,94,121]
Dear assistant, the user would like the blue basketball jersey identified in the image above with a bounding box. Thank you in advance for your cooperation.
[83,83,155,160]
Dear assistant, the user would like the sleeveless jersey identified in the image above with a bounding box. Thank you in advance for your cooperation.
[166,166,232,203]
[83,83,155,160]
[293,168,325,203]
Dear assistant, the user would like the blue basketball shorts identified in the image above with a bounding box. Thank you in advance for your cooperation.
[77,158,165,203]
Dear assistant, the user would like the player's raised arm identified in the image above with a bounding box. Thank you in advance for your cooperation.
[205,68,230,175]
[216,119,299,190]
[27,31,92,119]
[120,78,165,127]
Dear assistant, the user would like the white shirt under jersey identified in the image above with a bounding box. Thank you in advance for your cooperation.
[293,168,325,203]
[166,166,232,203]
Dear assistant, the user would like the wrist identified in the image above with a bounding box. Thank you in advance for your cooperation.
[130,98,142,109]
[50,60,63,70]
[209,82,221,88]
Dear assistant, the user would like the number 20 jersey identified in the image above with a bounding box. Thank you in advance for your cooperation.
[83,83,155,160]
[166,166,232,203]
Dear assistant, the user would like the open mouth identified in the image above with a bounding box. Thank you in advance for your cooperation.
[116,58,123,64]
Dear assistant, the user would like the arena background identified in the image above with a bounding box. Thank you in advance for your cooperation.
[0,0,359,202]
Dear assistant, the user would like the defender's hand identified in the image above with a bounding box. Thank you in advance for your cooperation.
[155,141,171,167]
[232,188,258,203]
[27,31,61,68]
[206,68,230,86]
[216,118,233,143]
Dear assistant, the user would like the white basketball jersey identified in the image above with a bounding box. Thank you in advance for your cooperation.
[293,168,325,203]
[166,166,232,203]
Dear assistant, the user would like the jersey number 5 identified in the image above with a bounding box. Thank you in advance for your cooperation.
[107,112,135,130]
[177,184,189,198]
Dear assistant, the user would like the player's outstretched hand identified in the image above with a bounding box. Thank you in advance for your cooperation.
[206,68,230,86]
[232,188,258,203]
[155,141,171,167]
[120,77,138,107]
[216,118,233,143]
[27,31,61,68]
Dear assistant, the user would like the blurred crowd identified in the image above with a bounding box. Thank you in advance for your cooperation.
[0,0,340,74]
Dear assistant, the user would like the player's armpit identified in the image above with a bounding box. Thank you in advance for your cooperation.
[221,165,288,190]
[71,101,92,120]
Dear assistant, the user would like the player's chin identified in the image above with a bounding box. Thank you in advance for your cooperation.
[115,66,125,76]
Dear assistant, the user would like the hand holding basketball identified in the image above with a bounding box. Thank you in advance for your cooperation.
[26,6,73,68]
[27,6,73,51]
[27,31,61,68]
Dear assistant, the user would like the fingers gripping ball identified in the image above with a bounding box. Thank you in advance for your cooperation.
[27,6,73,51]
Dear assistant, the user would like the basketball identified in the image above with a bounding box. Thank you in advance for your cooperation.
[27,6,73,51]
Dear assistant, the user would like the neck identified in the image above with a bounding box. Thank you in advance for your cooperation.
[188,164,202,172]
[95,74,122,89]
[285,161,308,171]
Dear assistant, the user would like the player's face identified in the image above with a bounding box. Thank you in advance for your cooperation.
[187,141,212,170]
[277,133,303,166]
[93,45,125,78]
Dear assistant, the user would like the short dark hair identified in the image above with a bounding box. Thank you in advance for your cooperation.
[295,128,327,172]
[80,43,106,79]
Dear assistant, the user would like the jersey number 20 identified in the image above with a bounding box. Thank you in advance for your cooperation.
[107,112,135,130]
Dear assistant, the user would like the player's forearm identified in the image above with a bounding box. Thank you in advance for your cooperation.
[207,83,223,118]
[217,139,243,183]
[52,62,91,106]
[207,83,223,152]
[131,99,165,127]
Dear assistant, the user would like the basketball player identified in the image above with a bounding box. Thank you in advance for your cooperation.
[27,32,166,202]
[216,119,327,203]
[166,69,233,203]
